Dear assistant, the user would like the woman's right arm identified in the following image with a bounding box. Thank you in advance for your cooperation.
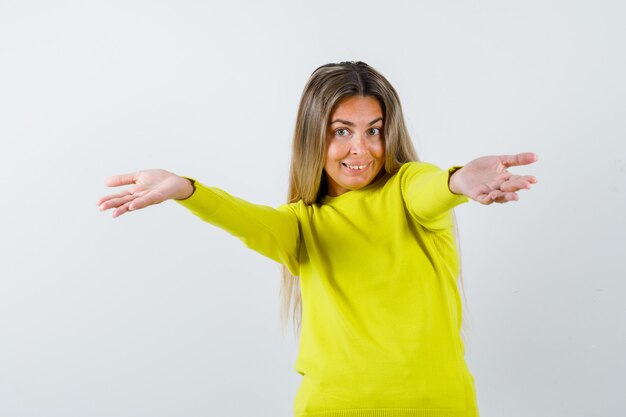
[96,169,300,275]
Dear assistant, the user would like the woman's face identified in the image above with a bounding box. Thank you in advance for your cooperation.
[324,95,385,197]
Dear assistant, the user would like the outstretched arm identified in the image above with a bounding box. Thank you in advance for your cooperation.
[96,169,300,274]
[448,152,538,204]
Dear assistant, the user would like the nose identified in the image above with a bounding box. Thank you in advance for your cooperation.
[349,133,366,154]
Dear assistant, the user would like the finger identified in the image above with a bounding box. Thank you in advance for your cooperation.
[509,174,538,183]
[485,172,513,191]
[499,177,534,192]
[488,189,505,200]
[96,190,133,206]
[128,191,162,211]
[476,192,498,205]
[105,172,140,188]
[494,192,519,203]
[99,193,136,211]
[500,152,538,169]
[501,174,539,192]
[112,201,133,218]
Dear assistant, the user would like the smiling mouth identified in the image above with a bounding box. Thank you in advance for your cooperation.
[342,162,370,171]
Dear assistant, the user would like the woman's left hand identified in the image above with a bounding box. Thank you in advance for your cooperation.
[449,152,538,204]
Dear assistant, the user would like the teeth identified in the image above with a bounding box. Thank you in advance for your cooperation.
[346,164,367,170]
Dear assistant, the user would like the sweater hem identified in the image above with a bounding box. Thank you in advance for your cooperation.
[296,408,478,417]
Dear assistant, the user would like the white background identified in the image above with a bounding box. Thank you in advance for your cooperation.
[1,1,624,416]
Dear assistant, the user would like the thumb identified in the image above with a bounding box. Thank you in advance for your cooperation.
[105,172,139,187]
[501,152,538,168]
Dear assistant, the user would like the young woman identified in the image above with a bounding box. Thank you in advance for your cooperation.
[97,61,537,417]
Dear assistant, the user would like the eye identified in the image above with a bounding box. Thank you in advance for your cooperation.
[336,128,350,137]
[368,127,381,135]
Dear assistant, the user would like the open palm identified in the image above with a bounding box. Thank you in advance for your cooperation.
[449,152,538,204]
[96,169,194,217]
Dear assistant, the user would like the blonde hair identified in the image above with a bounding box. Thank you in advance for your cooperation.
[279,61,469,341]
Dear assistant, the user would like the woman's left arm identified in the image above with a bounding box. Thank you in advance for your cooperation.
[448,152,538,204]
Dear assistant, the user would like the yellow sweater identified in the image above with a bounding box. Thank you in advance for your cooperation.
[176,162,479,417]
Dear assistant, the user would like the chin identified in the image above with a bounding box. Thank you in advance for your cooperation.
[345,178,373,190]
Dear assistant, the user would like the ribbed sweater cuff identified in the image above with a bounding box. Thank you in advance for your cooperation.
[443,166,470,207]
[173,177,222,217]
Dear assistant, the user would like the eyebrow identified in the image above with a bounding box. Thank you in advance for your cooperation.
[330,117,383,127]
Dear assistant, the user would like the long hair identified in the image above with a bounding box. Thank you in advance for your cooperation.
[279,61,469,341]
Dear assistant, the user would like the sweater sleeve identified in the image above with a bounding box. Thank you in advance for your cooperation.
[174,178,300,276]
[400,162,470,232]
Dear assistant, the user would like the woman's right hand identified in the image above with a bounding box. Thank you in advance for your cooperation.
[96,169,195,218]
